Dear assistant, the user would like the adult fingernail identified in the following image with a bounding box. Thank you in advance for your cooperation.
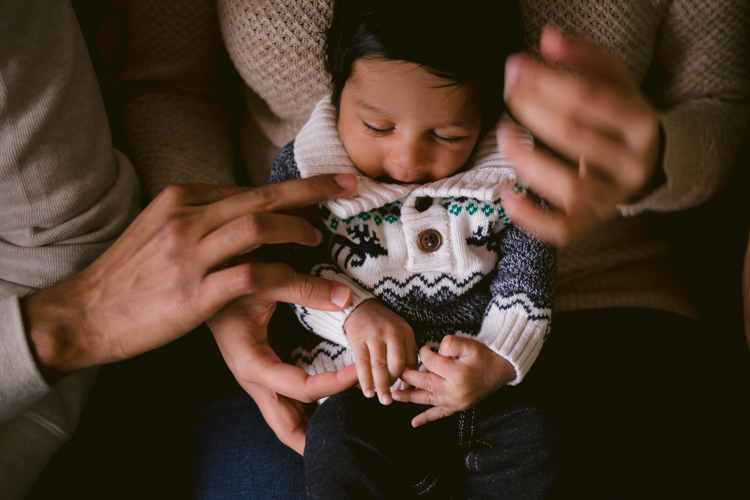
[331,284,351,308]
[392,393,402,401]
[380,393,392,405]
[365,389,375,398]
[334,174,357,191]
[504,54,521,101]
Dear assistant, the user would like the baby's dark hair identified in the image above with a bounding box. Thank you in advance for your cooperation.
[325,0,524,135]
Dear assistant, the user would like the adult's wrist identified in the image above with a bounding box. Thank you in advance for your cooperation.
[20,277,95,383]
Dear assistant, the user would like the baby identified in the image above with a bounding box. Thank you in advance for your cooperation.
[267,0,557,497]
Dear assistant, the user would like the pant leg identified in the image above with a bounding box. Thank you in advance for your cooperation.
[459,397,556,500]
[304,389,458,500]
[194,380,307,500]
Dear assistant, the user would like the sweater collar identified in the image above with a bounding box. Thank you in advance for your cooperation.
[294,96,519,218]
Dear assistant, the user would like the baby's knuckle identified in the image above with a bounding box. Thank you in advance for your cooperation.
[354,353,371,366]
[371,359,388,370]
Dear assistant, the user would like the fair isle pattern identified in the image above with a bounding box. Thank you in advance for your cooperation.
[269,103,556,384]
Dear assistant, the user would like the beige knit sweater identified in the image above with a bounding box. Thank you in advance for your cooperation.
[123,0,750,318]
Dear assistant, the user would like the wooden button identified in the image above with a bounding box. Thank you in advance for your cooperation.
[418,229,442,252]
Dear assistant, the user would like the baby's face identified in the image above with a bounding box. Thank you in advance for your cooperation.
[338,58,482,184]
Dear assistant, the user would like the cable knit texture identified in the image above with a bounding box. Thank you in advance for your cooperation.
[122,0,750,318]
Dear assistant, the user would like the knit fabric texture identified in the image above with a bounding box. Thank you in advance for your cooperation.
[122,0,750,317]
[268,98,556,384]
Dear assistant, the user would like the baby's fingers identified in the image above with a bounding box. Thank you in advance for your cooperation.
[369,341,393,405]
[351,341,375,399]
[402,336,419,390]
[412,406,457,428]
[392,388,445,407]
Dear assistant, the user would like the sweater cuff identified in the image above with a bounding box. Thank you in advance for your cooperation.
[0,295,51,425]
[474,295,551,386]
[291,266,376,347]
[618,101,750,216]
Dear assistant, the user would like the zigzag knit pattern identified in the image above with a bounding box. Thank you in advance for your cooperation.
[268,99,556,384]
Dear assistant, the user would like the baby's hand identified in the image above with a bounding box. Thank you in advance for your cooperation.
[344,299,419,405]
[392,335,516,427]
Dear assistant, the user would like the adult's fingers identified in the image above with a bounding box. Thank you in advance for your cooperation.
[538,26,632,86]
[201,262,297,316]
[251,356,359,403]
[503,195,594,246]
[503,91,648,191]
[243,382,309,455]
[197,174,358,234]
[198,212,322,266]
[144,184,250,212]
[412,406,457,428]
[498,124,620,215]
[506,54,640,139]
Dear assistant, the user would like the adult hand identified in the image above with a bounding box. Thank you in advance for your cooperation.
[208,283,360,455]
[22,174,358,382]
[499,26,662,245]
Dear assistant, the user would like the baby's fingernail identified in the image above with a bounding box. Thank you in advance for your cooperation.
[392,393,402,401]
[380,394,392,405]
[364,389,374,398]
[334,174,358,191]
[330,284,351,308]
[504,54,521,101]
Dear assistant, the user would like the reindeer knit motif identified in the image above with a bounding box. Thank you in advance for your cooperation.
[268,97,556,385]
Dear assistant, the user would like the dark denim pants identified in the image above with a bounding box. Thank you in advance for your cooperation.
[304,389,556,500]
[194,381,307,500]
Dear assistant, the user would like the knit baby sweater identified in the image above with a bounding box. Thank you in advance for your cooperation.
[268,97,556,383]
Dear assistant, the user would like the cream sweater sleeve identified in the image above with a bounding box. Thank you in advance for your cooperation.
[0,0,140,424]
[122,0,240,200]
[0,0,140,496]
[620,0,750,216]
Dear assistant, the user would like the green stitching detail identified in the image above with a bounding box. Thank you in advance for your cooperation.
[373,215,383,226]
[384,214,398,224]
[358,213,371,221]
[466,203,477,215]
[481,205,494,216]
[329,218,339,230]
[449,205,462,216]
[343,216,355,224]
